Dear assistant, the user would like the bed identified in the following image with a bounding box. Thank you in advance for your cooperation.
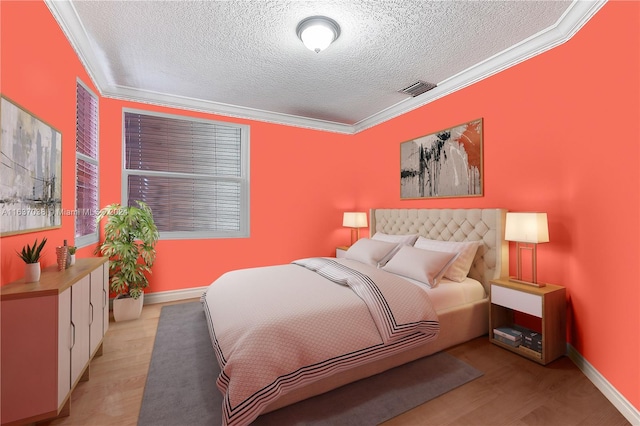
[202,208,508,426]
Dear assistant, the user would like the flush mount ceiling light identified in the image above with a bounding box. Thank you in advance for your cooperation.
[296,16,341,53]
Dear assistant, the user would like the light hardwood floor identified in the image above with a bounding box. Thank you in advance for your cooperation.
[47,300,630,426]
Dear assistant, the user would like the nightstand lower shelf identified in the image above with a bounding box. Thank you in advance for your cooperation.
[491,337,543,360]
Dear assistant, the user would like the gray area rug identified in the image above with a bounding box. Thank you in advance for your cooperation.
[138,302,482,426]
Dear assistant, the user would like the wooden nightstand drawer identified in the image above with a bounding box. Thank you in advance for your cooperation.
[491,284,542,317]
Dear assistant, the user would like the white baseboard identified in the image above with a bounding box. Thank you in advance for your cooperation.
[567,344,640,425]
[143,286,208,305]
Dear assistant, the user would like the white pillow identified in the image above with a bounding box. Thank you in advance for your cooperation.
[345,238,398,267]
[382,245,458,288]
[371,232,419,246]
[371,232,419,266]
[413,237,481,282]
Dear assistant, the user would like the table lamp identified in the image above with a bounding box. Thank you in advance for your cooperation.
[504,212,549,287]
[343,212,367,246]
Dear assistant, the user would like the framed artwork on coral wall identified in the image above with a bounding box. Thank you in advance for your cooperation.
[0,96,62,236]
[400,118,483,199]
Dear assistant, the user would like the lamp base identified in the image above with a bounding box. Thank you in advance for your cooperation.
[509,277,546,288]
[350,228,360,246]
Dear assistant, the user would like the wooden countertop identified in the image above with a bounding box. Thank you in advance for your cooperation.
[1,257,109,301]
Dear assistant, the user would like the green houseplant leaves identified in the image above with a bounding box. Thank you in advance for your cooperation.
[96,201,159,300]
[16,237,47,264]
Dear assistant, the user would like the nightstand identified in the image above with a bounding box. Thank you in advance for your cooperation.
[336,246,349,258]
[489,278,566,365]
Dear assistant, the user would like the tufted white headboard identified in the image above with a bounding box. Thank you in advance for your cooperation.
[370,208,508,293]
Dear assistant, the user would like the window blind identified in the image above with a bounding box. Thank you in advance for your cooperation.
[75,82,99,245]
[76,85,98,158]
[123,111,249,238]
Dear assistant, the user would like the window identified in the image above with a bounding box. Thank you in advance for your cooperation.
[75,81,99,247]
[123,110,250,239]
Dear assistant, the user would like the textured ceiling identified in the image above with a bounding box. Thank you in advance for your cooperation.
[47,0,603,133]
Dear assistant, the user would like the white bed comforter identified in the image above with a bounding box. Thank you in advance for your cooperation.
[202,258,439,426]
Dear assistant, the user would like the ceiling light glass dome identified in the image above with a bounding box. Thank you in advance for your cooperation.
[296,16,341,53]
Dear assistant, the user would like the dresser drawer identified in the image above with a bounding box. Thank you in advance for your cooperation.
[491,284,542,317]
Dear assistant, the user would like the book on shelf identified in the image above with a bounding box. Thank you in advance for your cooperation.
[493,333,521,347]
[522,339,542,352]
[513,325,542,352]
[493,326,523,341]
[523,334,542,343]
[515,325,541,339]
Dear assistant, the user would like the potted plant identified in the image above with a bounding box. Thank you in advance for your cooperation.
[96,201,159,321]
[17,237,47,282]
[68,246,77,266]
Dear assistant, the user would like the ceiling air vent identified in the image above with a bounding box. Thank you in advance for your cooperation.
[398,80,437,97]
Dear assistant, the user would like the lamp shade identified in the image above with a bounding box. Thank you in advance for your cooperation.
[343,212,367,228]
[505,212,549,243]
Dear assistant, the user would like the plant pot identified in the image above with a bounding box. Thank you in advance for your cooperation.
[69,254,76,266]
[24,262,41,283]
[113,292,144,322]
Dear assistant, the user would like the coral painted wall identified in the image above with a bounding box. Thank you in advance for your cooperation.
[99,97,355,292]
[1,0,638,416]
[0,1,357,289]
[0,1,100,281]
[352,1,640,412]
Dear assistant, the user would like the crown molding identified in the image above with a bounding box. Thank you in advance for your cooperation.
[353,0,606,133]
[46,0,104,96]
[102,84,355,134]
[46,0,605,135]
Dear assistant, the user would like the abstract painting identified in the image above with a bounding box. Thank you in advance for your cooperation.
[1,96,62,235]
[400,118,483,199]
